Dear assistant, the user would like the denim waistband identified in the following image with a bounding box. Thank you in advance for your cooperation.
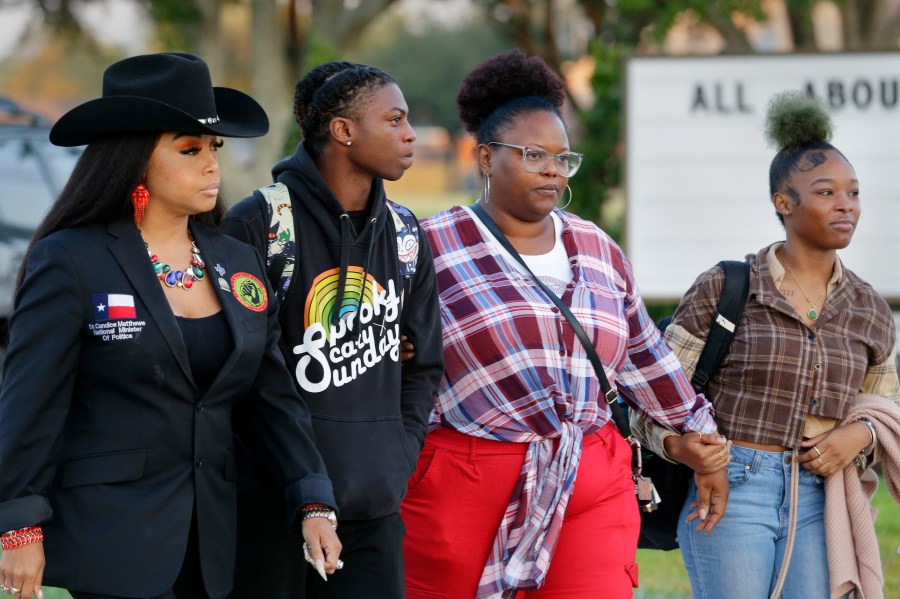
[730,444,800,474]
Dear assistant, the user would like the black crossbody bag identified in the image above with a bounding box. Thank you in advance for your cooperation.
[639,260,749,550]
[471,204,749,549]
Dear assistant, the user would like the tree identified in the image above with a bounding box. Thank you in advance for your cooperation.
[471,0,602,75]
[566,43,625,229]
[4,0,401,201]
[471,0,900,230]
[613,0,900,53]
[145,0,402,199]
[356,18,508,132]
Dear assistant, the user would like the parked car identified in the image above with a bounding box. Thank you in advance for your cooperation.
[0,97,83,347]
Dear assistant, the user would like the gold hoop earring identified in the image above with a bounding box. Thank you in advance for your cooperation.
[482,174,490,204]
[558,184,572,210]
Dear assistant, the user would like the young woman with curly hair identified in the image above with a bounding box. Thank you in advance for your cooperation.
[635,92,900,598]
[400,50,730,599]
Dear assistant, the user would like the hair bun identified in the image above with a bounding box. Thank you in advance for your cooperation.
[764,91,833,151]
[457,50,565,135]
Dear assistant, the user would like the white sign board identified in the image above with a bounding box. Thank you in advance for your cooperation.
[625,54,900,302]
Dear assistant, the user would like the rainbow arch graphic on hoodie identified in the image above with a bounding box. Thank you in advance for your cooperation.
[305,266,383,333]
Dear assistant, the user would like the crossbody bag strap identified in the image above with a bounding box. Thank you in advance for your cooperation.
[470,204,633,442]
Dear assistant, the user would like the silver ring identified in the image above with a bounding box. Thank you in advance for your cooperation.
[718,450,725,459]
[812,446,822,457]
[302,542,313,565]
[817,457,824,466]
[336,559,344,570]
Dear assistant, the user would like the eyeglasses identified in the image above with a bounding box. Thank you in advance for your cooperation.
[488,142,584,177]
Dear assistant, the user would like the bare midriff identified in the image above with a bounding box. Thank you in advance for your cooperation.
[732,440,789,452]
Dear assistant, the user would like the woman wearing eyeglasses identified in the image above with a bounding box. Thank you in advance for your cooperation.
[400,50,728,599]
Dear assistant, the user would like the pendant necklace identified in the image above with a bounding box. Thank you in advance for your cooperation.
[782,258,825,321]
[143,230,206,290]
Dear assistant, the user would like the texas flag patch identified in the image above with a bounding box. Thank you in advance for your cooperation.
[92,293,137,321]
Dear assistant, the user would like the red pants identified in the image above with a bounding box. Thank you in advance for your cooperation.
[402,423,640,599]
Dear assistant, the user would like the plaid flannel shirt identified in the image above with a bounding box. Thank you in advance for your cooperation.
[422,206,716,597]
[635,243,900,461]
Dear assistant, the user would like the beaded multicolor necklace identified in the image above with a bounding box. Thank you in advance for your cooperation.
[143,231,206,290]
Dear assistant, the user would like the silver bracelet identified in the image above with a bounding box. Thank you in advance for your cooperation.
[856,418,877,455]
[853,418,877,470]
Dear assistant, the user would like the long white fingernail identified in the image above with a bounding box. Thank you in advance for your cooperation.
[315,558,328,581]
[698,507,708,520]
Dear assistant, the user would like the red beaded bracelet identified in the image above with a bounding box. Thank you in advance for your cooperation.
[0,526,44,550]
[302,503,328,512]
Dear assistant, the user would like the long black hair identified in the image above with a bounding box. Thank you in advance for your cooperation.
[16,133,225,289]
[457,49,566,145]
[765,91,849,224]
[293,62,396,158]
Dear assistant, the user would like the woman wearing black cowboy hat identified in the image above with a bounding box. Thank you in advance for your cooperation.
[0,52,341,599]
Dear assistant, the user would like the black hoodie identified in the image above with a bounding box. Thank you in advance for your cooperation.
[223,144,444,519]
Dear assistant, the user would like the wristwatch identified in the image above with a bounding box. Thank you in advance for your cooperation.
[302,507,338,530]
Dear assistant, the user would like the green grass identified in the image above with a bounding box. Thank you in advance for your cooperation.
[874,479,900,597]
[634,480,900,598]
[634,547,691,599]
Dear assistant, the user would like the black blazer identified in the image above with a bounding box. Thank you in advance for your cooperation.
[0,219,335,598]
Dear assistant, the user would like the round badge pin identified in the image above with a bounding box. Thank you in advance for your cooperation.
[230,272,267,312]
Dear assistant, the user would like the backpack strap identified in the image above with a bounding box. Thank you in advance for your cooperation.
[385,200,420,301]
[256,182,295,303]
[690,260,750,393]
[255,189,418,306]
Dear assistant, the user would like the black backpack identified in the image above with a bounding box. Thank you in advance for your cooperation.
[638,259,750,551]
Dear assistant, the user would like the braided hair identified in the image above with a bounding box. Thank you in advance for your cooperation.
[457,50,566,145]
[294,62,396,156]
[765,91,849,224]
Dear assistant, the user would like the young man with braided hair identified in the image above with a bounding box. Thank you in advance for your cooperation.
[224,62,443,599]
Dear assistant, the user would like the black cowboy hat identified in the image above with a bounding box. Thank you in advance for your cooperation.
[49,52,269,147]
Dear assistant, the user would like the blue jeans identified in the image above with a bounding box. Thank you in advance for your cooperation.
[677,445,830,599]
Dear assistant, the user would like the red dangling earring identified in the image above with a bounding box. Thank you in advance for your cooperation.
[132,184,149,226]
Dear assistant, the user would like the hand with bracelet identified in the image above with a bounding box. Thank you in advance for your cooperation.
[798,418,876,477]
[299,504,343,581]
[0,526,45,599]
